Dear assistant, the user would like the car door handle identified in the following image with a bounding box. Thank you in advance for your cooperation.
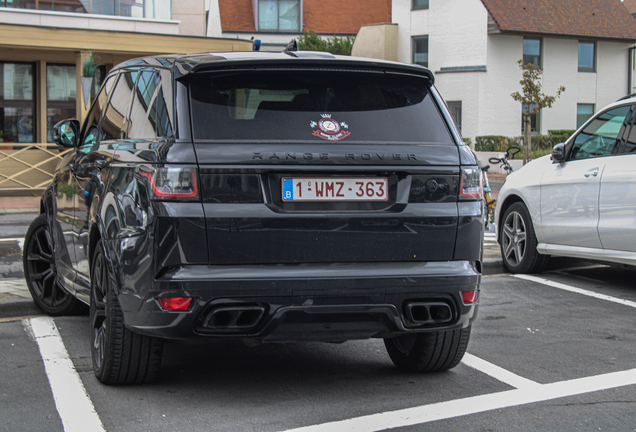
[584,169,599,178]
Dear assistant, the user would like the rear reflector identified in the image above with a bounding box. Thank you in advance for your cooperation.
[157,297,192,311]
[461,290,479,304]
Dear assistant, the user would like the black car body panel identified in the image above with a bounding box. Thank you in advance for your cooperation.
[39,52,482,346]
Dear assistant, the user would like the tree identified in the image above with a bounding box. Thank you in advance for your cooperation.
[295,30,355,55]
[326,34,354,55]
[296,30,327,51]
[510,60,565,164]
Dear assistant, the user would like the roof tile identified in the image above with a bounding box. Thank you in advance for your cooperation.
[481,0,636,41]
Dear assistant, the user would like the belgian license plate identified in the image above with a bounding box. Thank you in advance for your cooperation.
[282,178,388,202]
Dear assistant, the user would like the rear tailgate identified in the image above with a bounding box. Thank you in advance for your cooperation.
[187,67,463,265]
[196,144,460,264]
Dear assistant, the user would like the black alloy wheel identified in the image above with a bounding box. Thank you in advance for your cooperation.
[384,326,471,372]
[23,213,85,315]
[90,239,163,384]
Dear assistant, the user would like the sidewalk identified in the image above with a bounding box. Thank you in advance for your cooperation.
[0,196,41,215]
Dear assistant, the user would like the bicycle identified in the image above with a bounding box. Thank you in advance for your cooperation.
[482,145,521,229]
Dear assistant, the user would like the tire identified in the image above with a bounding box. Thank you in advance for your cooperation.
[23,213,86,316]
[384,326,471,372]
[90,239,163,384]
[499,202,548,274]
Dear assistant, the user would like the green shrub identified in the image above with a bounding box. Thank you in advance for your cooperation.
[475,132,570,154]
[296,30,354,55]
[548,129,575,136]
[474,136,517,152]
[462,137,472,146]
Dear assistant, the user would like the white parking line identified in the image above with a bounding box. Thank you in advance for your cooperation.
[514,274,636,309]
[28,317,105,432]
[281,366,636,432]
[461,353,540,390]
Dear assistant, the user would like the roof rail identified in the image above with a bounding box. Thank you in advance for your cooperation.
[617,93,636,101]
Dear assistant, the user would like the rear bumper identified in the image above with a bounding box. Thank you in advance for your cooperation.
[120,261,480,341]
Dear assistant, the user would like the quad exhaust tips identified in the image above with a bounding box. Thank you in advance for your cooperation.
[403,301,454,327]
[202,305,266,332]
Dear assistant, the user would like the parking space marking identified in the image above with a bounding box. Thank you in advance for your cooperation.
[514,274,636,309]
[28,317,105,432]
[281,366,636,432]
[462,353,540,389]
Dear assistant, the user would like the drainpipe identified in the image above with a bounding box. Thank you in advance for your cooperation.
[629,46,636,96]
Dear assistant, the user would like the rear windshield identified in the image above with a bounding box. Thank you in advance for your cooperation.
[189,70,453,144]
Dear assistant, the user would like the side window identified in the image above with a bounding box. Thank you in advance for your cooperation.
[570,105,632,160]
[570,105,631,159]
[79,74,117,154]
[101,71,134,141]
[620,109,636,154]
[127,69,174,139]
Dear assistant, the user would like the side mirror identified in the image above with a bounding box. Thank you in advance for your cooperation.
[53,119,81,148]
[551,142,566,164]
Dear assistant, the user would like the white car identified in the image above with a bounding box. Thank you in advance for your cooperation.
[495,96,636,273]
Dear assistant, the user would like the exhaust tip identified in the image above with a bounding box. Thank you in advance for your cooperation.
[202,305,266,332]
[404,301,454,327]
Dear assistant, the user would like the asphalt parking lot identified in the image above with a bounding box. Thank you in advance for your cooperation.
[1,214,635,431]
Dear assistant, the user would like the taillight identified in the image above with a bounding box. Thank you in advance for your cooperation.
[157,297,192,311]
[459,167,483,199]
[461,290,479,304]
[140,167,198,199]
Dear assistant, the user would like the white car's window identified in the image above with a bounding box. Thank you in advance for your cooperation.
[570,106,631,160]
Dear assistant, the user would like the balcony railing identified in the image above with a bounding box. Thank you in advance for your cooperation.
[0,0,171,20]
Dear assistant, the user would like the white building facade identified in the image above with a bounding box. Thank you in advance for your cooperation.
[391,0,636,141]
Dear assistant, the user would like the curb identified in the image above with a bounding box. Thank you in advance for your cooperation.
[482,257,505,275]
[0,208,40,215]
[0,298,43,319]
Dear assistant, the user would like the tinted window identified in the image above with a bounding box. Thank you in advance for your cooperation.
[570,106,631,160]
[79,74,117,154]
[101,71,134,141]
[128,69,173,139]
[190,71,452,144]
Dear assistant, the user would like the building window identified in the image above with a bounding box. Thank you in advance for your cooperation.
[412,36,429,67]
[258,0,300,31]
[523,38,541,68]
[1,0,171,19]
[0,62,35,144]
[447,101,462,132]
[577,104,595,129]
[578,41,595,72]
[412,0,429,10]
[46,64,76,143]
[521,103,540,134]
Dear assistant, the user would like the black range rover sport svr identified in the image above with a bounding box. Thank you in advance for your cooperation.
[24,50,483,384]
